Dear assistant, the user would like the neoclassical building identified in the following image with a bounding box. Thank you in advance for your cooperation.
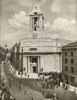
[11,5,72,74]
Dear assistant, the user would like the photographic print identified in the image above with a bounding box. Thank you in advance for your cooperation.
[0,0,77,100]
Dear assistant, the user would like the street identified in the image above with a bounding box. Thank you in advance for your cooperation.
[1,61,45,100]
[1,61,77,100]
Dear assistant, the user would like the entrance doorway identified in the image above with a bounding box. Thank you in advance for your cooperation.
[33,67,37,73]
[30,56,38,73]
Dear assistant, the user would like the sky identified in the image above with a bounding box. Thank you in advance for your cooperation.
[0,0,77,48]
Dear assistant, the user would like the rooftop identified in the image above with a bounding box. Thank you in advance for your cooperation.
[62,41,77,49]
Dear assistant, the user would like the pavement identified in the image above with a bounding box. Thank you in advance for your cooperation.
[1,61,77,100]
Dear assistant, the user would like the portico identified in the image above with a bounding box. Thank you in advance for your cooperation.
[23,55,41,74]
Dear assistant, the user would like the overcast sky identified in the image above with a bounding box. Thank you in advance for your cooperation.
[1,0,77,48]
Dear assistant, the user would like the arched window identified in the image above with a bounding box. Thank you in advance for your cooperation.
[34,12,38,14]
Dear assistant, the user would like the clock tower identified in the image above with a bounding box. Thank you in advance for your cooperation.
[29,5,44,31]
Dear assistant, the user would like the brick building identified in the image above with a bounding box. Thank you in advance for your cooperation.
[62,41,77,88]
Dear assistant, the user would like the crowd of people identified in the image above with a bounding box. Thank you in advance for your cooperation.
[36,72,62,100]
[38,72,61,89]
[43,91,58,100]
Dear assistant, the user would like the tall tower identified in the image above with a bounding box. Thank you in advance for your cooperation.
[29,5,44,31]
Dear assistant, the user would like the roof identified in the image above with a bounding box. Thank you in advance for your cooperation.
[62,41,77,49]
[56,38,73,43]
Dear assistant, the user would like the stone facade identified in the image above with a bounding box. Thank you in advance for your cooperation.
[18,36,71,74]
[11,5,72,75]
[62,41,77,87]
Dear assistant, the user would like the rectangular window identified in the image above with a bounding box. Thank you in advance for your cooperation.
[65,66,68,71]
[30,48,37,51]
[65,52,67,56]
[71,52,73,56]
[65,74,68,80]
[71,67,74,73]
[71,59,74,64]
[70,76,75,83]
[65,58,67,63]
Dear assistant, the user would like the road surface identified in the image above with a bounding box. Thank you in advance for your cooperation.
[1,61,45,100]
[1,61,77,100]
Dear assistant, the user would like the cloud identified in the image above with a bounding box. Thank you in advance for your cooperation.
[1,33,16,47]
[44,17,77,40]
[51,17,77,40]
[18,0,32,7]
[1,30,27,48]
[42,0,47,3]
[8,11,29,29]
[44,21,52,31]
[50,0,62,12]
[52,17,77,31]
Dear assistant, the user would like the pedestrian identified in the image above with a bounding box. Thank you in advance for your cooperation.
[65,90,67,95]
[19,85,21,90]
[31,97,33,100]
[54,97,58,100]
[51,97,54,100]
[8,77,11,83]
[2,77,4,82]
[36,81,39,85]
[21,73,22,78]
[2,93,5,100]
[19,81,21,85]
[10,95,13,100]
[28,75,29,78]
[24,88,27,95]
[42,90,45,95]
[43,75,44,79]
[54,92,57,97]
[13,97,16,100]
[0,94,2,100]
[12,96,16,100]
[9,83,11,88]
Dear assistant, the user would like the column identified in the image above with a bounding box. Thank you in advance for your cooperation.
[38,56,40,73]
[23,56,27,73]
[21,54,23,72]
[32,18,34,30]
[42,16,44,30]
[27,56,30,73]
[40,55,44,72]
[27,56,28,73]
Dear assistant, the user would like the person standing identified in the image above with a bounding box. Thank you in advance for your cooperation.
[19,85,21,90]
[19,81,21,85]
[2,77,4,82]
[19,81,22,90]
[24,87,27,95]
[31,97,33,100]
[9,82,11,88]
[2,93,5,100]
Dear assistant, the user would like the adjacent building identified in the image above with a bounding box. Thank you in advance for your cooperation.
[62,41,77,88]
